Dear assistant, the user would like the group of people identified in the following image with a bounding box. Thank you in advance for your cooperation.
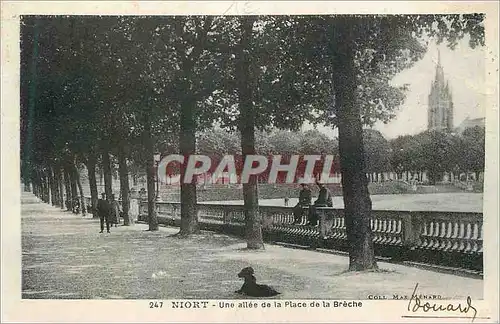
[95,189,142,233]
[96,193,121,233]
[291,181,333,226]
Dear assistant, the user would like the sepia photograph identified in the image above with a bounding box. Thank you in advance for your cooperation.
[2,1,499,323]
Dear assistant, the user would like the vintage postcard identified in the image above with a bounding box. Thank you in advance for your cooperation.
[1,1,499,323]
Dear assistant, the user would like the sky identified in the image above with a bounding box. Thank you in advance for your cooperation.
[303,37,487,140]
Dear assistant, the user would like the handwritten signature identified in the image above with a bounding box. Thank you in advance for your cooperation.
[407,283,477,322]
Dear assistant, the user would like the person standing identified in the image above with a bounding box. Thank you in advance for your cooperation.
[129,188,139,225]
[97,193,111,233]
[110,194,121,227]
[292,183,312,224]
[72,197,80,214]
[138,187,147,216]
[307,181,333,226]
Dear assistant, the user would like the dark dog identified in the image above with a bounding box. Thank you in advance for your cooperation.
[235,267,280,297]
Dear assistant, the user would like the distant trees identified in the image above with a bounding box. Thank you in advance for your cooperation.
[416,131,457,184]
[197,129,241,156]
[459,126,485,180]
[389,127,485,183]
[363,129,392,181]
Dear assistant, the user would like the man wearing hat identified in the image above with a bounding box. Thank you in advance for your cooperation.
[97,192,112,233]
[292,183,312,224]
[306,181,333,226]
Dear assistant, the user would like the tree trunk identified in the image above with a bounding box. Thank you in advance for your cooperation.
[38,172,43,200]
[236,17,264,250]
[53,167,61,206]
[41,172,48,203]
[38,171,44,202]
[331,18,377,271]
[117,143,131,226]
[144,120,158,231]
[35,173,41,198]
[178,95,199,236]
[40,174,44,200]
[48,168,57,206]
[54,168,60,206]
[39,177,43,200]
[44,173,49,203]
[87,152,99,218]
[69,165,78,213]
[24,20,38,196]
[102,148,113,201]
[73,163,86,215]
[32,178,36,196]
[36,174,41,198]
[146,162,158,231]
[32,174,36,196]
[24,178,31,192]
[46,174,51,203]
[63,167,72,211]
[39,174,44,201]
[56,168,65,210]
[34,173,40,198]
[31,175,37,196]
[428,169,436,185]
[41,174,45,200]
[47,170,52,205]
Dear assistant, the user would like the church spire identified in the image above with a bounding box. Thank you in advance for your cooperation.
[435,49,445,86]
[428,47,454,131]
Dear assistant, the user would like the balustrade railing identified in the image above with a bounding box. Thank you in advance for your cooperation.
[82,196,483,271]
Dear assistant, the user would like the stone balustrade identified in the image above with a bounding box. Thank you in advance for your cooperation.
[82,196,483,271]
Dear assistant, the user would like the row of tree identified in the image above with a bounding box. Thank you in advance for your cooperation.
[197,128,337,156]
[390,126,485,183]
[21,15,484,271]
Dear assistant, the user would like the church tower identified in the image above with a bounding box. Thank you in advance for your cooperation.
[428,50,454,131]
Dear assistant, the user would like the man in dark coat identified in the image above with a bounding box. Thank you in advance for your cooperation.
[292,183,312,224]
[307,181,333,226]
[97,193,111,233]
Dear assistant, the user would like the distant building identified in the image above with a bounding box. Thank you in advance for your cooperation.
[428,50,454,131]
[455,116,486,135]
